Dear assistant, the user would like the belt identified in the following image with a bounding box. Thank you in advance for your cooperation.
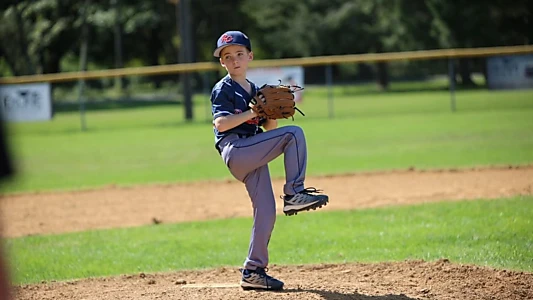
[217,133,255,153]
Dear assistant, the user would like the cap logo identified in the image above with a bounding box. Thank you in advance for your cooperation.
[221,34,233,43]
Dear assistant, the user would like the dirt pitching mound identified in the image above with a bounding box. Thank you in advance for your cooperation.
[15,260,533,300]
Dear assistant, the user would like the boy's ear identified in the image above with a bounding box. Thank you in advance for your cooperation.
[248,51,254,60]
[219,57,225,67]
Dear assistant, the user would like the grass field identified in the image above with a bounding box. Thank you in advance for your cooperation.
[3,85,533,194]
[6,196,533,284]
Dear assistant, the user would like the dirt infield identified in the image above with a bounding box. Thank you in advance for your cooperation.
[1,165,532,238]
[14,260,533,300]
[4,166,533,299]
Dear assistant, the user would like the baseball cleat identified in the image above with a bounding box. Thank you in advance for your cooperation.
[240,267,284,291]
[282,187,329,216]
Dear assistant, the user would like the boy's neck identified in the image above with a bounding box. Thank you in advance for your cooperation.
[229,74,248,87]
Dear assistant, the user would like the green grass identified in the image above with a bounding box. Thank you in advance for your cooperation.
[2,86,533,194]
[6,196,533,284]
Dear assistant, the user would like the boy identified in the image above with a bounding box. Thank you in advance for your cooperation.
[210,30,329,291]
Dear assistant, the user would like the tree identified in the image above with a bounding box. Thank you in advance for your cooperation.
[242,0,422,88]
[425,0,531,85]
[1,0,530,87]
[0,1,96,76]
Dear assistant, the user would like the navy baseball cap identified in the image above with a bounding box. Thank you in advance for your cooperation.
[213,31,252,57]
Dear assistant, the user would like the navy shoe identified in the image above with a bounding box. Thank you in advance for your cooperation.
[282,187,329,216]
[240,267,284,291]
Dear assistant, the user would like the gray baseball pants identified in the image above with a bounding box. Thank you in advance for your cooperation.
[218,125,307,270]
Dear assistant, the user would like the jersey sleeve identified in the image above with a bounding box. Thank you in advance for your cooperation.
[211,88,234,120]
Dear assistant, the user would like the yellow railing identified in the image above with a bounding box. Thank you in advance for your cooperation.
[1,45,532,85]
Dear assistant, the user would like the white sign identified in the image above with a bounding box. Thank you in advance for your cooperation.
[486,55,533,90]
[247,66,305,103]
[0,83,52,122]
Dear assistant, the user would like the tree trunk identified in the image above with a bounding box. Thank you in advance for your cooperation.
[112,0,125,91]
[178,0,193,121]
[44,52,61,74]
[376,62,389,91]
[12,3,36,75]
[0,47,17,76]
[79,13,89,73]
[375,43,389,91]
[149,26,163,88]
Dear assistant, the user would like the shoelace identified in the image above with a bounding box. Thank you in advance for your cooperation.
[240,267,271,277]
[301,187,323,194]
[254,267,274,279]
[280,187,324,200]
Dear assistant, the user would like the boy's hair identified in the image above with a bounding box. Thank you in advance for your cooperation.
[213,31,252,58]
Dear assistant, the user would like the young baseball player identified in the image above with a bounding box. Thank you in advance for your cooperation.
[211,30,329,291]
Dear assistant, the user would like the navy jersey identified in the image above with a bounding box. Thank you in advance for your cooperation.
[211,75,265,149]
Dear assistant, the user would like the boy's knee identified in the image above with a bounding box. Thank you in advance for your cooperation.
[285,125,304,138]
[285,124,302,132]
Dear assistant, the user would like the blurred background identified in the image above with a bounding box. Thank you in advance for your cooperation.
[0,0,531,112]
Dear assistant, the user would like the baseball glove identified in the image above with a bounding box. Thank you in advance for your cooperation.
[250,82,305,120]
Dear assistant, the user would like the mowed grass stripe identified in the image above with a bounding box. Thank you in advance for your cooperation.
[6,196,533,284]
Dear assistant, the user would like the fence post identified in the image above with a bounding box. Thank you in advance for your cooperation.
[77,81,87,131]
[448,58,456,112]
[203,72,211,123]
[326,64,334,118]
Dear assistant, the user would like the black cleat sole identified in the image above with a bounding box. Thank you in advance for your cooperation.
[284,198,329,216]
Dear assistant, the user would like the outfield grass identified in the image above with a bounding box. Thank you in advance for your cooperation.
[3,86,532,194]
[6,196,532,284]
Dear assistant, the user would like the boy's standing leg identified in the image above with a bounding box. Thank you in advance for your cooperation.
[227,156,283,290]
[240,164,288,290]
[243,164,276,270]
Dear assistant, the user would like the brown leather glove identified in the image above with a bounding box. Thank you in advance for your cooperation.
[250,82,305,120]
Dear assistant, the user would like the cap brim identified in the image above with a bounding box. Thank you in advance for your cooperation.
[213,44,233,57]
[213,43,250,57]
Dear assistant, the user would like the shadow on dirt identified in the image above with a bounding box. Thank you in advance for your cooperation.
[283,288,417,299]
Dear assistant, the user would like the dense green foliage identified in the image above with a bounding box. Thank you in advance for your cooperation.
[1,0,530,85]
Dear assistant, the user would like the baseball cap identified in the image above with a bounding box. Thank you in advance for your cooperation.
[213,31,252,57]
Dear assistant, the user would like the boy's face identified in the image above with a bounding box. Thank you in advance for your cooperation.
[219,45,253,77]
